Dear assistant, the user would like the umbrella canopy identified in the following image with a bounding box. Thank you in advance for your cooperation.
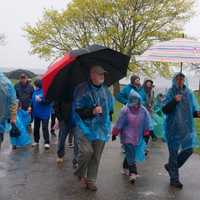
[136,38,200,63]
[42,45,130,101]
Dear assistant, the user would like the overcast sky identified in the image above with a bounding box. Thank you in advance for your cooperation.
[0,0,200,72]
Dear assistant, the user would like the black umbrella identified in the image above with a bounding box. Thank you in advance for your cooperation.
[42,45,130,101]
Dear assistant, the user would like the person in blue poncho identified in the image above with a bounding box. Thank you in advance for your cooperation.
[162,73,200,189]
[112,91,151,183]
[116,75,142,105]
[0,72,17,149]
[73,65,114,191]
[10,102,32,149]
[32,79,52,149]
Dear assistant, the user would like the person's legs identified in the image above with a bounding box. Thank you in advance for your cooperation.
[57,120,70,159]
[50,113,56,136]
[167,142,182,187]
[124,144,137,183]
[74,133,93,179]
[33,117,41,143]
[0,133,4,149]
[86,140,105,182]
[72,127,79,167]
[68,130,73,146]
[178,148,193,168]
[42,119,50,145]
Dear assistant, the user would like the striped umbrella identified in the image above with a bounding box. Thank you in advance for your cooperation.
[137,38,200,64]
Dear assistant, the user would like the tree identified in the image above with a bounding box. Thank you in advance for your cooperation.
[24,0,194,93]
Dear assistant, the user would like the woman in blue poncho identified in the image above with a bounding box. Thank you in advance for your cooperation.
[162,72,200,189]
[0,72,17,149]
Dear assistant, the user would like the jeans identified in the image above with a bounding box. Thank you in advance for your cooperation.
[123,143,137,174]
[168,143,193,182]
[33,117,50,144]
[57,120,71,158]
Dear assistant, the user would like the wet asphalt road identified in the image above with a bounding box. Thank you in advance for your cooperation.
[0,135,200,200]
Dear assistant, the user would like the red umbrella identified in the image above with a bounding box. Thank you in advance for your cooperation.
[42,45,130,102]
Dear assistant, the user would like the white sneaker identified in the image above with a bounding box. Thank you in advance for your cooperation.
[44,144,50,149]
[121,169,129,176]
[129,173,137,183]
[32,142,39,147]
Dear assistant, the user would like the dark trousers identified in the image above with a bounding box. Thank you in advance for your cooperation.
[33,117,50,144]
[123,144,137,174]
[168,143,193,182]
[50,113,56,132]
[57,120,70,158]
[0,133,3,149]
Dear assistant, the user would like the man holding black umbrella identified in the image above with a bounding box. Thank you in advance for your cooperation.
[73,65,114,191]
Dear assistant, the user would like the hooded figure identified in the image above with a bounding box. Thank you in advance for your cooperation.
[112,91,151,183]
[116,75,142,105]
[0,72,17,148]
[162,72,200,188]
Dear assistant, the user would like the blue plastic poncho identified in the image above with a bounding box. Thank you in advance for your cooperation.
[152,94,165,139]
[0,72,16,133]
[73,81,114,142]
[10,109,32,147]
[113,91,151,162]
[163,73,200,150]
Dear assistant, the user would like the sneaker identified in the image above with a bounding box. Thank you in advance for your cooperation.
[170,181,183,189]
[68,143,74,148]
[32,142,39,147]
[164,164,170,176]
[129,173,137,184]
[121,169,129,176]
[87,181,98,191]
[56,157,64,163]
[44,144,50,149]
[72,159,78,169]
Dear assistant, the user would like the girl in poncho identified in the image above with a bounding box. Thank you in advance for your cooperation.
[112,91,151,183]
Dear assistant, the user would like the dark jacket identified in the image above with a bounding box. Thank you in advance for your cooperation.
[15,82,34,110]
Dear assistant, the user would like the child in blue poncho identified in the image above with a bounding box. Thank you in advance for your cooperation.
[112,91,151,183]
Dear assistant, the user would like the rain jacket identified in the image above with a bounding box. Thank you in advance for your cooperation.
[162,73,200,150]
[0,72,17,133]
[73,81,114,142]
[15,81,34,110]
[116,84,144,105]
[112,91,151,162]
[10,109,32,147]
[32,88,51,120]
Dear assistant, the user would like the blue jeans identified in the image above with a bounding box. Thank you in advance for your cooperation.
[168,143,193,182]
[123,144,137,174]
[57,121,79,160]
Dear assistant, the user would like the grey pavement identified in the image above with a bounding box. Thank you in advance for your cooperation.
[0,135,200,200]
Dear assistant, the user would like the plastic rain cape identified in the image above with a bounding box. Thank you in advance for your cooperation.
[163,73,200,150]
[73,82,114,142]
[10,109,32,147]
[113,91,151,162]
[0,72,16,133]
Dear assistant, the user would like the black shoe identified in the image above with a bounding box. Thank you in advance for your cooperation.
[170,181,183,189]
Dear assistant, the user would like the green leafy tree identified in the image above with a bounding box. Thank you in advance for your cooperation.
[24,0,194,93]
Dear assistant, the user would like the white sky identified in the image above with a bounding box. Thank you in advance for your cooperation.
[0,0,200,72]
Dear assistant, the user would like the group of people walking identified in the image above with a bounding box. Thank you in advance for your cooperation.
[0,65,200,191]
